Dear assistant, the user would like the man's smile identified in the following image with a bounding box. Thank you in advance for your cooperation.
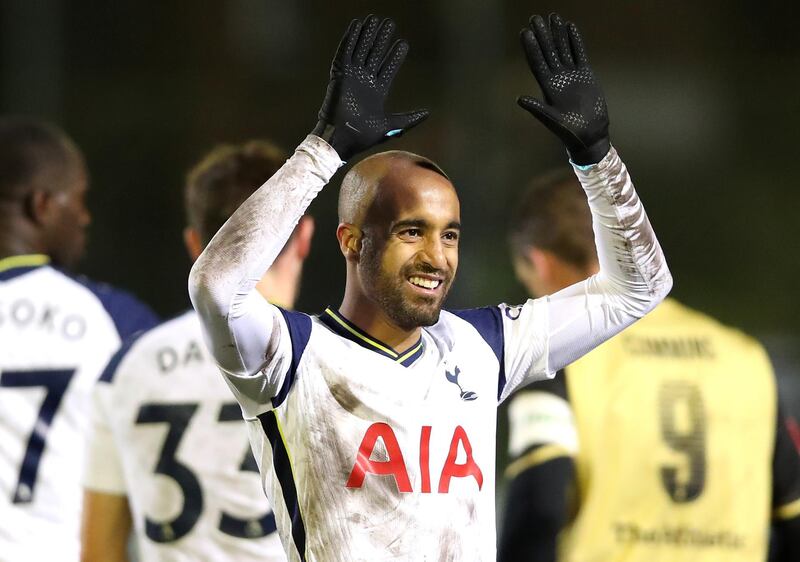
[407,273,443,292]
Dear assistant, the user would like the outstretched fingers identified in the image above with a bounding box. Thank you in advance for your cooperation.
[315,15,428,157]
[334,19,361,68]
[377,39,409,89]
[353,14,381,66]
[529,14,561,71]
[549,13,574,68]
[567,22,590,68]
[520,27,550,85]
[366,18,396,73]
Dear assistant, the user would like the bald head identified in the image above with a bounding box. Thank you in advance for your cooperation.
[338,151,450,226]
[336,150,460,333]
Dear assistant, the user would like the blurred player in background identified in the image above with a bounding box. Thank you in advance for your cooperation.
[499,170,800,562]
[0,117,158,561]
[80,140,312,561]
[188,14,671,560]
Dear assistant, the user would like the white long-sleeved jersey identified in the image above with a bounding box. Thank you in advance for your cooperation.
[84,310,285,561]
[188,136,671,561]
[0,256,158,562]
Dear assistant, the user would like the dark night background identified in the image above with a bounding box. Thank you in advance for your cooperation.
[3,0,800,472]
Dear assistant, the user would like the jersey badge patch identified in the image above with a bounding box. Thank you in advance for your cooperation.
[445,366,477,401]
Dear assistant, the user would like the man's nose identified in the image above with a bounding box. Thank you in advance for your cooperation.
[420,236,447,269]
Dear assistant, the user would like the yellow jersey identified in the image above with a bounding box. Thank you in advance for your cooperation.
[504,299,800,562]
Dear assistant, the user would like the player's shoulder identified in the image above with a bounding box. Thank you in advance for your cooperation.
[439,304,505,331]
[651,298,767,352]
[434,305,510,360]
[99,309,198,385]
[61,271,159,339]
[2,260,90,298]
[1,259,158,336]
[440,302,529,333]
[0,254,52,283]
[621,299,772,375]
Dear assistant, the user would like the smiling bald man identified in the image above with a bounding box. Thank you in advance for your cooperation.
[189,14,672,561]
[337,152,459,345]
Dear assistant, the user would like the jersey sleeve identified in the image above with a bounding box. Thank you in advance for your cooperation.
[499,374,576,562]
[505,374,578,478]
[220,307,313,417]
[83,375,126,494]
[498,147,671,401]
[189,135,342,417]
[85,334,148,493]
[773,403,800,521]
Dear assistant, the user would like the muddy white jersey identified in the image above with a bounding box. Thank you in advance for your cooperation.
[85,310,285,561]
[235,303,555,562]
[189,136,672,561]
[0,255,158,562]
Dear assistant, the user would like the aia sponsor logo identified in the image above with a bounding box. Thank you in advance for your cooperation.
[346,423,484,494]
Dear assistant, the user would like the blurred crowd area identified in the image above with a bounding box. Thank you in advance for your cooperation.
[2,0,799,420]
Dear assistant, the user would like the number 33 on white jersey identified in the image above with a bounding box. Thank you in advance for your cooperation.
[85,310,285,561]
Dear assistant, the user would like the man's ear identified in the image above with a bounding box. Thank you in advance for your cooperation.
[293,215,315,260]
[528,247,553,283]
[183,227,204,262]
[513,246,561,298]
[26,190,52,226]
[336,223,361,262]
[524,246,589,296]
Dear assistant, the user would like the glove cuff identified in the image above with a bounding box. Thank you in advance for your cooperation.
[311,120,356,162]
[567,137,611,166]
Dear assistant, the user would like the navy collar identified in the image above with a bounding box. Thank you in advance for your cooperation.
[319,307,425,367]
[0,254,50,282]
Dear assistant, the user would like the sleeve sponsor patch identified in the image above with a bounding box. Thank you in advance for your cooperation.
[508,391,578,458]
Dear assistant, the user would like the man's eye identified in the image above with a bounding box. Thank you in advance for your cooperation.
[403,228,422,237]
[443,231,459,241]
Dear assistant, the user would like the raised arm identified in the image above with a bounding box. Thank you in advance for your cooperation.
[188,137,340,378]
[500,14,671,399]
[546,145,670,372]
[188,15,427,407]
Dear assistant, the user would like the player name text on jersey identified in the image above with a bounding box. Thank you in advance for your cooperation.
[0,298,87,340]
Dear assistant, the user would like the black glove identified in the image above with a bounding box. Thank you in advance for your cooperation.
[517,14,610,165]
[312,15,429,161]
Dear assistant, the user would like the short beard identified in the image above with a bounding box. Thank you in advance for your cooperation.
[360,238,450,331]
